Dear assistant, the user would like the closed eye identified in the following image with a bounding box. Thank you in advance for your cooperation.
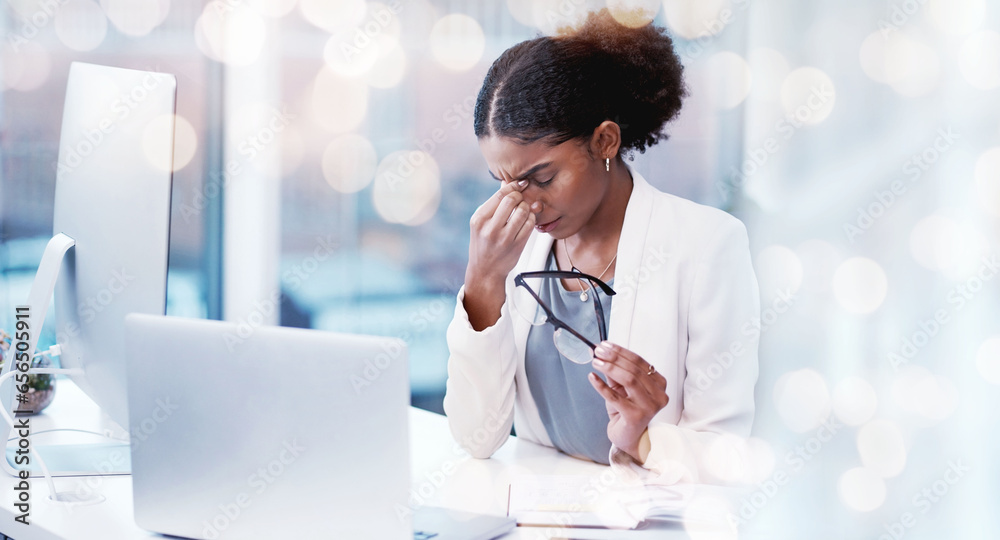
[534,176,555,187]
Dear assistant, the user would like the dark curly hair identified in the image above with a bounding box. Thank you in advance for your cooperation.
[473,8,687,159]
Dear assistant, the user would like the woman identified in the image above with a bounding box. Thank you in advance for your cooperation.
[443,9,759,485]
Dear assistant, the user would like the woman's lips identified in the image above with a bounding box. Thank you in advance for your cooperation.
[535,217,560,233]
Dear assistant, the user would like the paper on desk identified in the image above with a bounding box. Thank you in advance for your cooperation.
[507,475,739,529]
[507,474,641,529]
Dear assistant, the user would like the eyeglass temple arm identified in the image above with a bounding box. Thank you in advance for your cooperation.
[517,271,615,296]
[592,291,608,342]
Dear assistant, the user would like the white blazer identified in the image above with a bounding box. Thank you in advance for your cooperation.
[443,164,760,485]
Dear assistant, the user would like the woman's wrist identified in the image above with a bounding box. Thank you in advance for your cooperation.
[615,423,650,462]
[462,271,508,331]
[637,428,651,464]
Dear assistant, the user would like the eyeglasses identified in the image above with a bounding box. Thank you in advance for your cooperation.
[512,270,616,364]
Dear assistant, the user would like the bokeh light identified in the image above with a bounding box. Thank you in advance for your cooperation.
[1,41,51,92]
[55,0,108,52]
[606,0,661,28]
[101,0,170,37]
[323,2,404,82]
[859,32,940,97]
[926,0,985,36]
[702,434,749,483]
[706,51,752,109]
[958,31,1000,90]
[747,47,791,101]
[195,3,267,66]
[298,0,365,33]
[323,34,381,78]
[322,134,377,194]
[773,369,831,433]
[662,0,732,40]
[831,257,887,314]
[974,147,1000,216]
[247,0,298,18]
[143,114,197,173]
[366,45,407,89]
[838,467,886,512]
[856,419,907,478]
[310,67,368,133]
[908,213,988,278]
[373,151,441,226]
[503,0,534,28]
[780,67,836,126]
[832,376,878,426]
[975,337,1000,384]
[429,14,485,71]
[892,366,959,423]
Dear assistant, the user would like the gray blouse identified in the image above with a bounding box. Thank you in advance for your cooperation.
[524,250,614,464]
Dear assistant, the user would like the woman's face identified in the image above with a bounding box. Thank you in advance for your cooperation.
[478,135,611,240]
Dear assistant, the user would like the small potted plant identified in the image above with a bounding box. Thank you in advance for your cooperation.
[0,330,56,414]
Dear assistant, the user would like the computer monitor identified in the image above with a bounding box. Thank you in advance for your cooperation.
[0,62,176,476]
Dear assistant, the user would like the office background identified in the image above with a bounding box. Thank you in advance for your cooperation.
[0,0,997,538]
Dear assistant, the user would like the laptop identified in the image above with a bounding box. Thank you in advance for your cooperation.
[124,314,514,540]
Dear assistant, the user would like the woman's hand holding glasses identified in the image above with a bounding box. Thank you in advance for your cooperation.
[587,341,669,463]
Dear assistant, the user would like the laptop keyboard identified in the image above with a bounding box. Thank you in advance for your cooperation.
[413,531,439,540]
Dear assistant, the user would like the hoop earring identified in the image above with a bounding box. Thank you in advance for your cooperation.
[605,158,610,172]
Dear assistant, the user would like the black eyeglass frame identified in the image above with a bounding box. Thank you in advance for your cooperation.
[513,270,616,352]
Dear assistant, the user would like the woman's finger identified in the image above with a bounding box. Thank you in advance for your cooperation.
[594,341,645,372]
[600,371,629,398]
[593,360,667,415]
[473,179,526,222]
[594,342,666,394]
[588,372,621,403]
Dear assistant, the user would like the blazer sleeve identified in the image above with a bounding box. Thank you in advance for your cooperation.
[442,284,519,458]
[610,217,761,485]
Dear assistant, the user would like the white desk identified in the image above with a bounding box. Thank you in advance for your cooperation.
[0,381,694,539]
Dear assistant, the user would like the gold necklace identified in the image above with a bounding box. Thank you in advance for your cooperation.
[563,238,617,302]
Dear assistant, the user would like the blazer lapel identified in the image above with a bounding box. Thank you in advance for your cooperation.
[608,164,656,350]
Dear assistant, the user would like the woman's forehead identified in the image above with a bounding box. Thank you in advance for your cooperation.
[479,136,583,177]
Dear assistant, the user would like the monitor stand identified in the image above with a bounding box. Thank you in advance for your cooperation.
[0,233,132,486]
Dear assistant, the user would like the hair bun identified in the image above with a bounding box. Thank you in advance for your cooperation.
[474,8,687,156]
